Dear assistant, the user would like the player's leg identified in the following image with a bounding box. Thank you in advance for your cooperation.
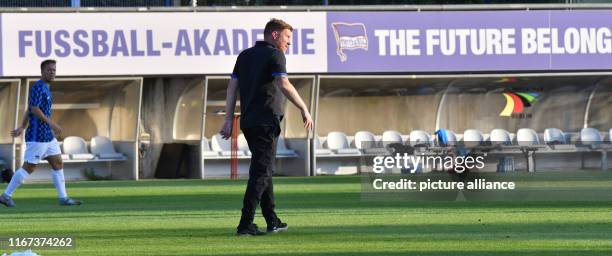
[46,139,81,206]
[0,142,43,207]
[0,142,48,207]
[0,163,36,207]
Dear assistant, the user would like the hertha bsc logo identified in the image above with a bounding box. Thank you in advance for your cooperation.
[331,22,368,62]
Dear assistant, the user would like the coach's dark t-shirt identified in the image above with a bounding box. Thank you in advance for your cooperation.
[232,41,287,128]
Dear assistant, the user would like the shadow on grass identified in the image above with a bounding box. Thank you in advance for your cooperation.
[56,222,611,240]
[10,223,611,256]
[3,190,612,218]
[14,176,361,189]
[209,251,611,256]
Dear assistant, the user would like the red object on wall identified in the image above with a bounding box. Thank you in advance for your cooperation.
[230,115,239,179]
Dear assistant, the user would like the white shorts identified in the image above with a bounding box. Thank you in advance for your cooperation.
[24,138,61,164]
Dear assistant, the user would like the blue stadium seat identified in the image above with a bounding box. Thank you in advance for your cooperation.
[543,128,567,144]
[580,128,602,146]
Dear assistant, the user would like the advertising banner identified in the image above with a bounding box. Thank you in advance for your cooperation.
[1,10,611,76]
[1,12,327,76]
[327,10,612,72]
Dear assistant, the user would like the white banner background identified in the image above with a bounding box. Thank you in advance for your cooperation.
[1,12,327,76]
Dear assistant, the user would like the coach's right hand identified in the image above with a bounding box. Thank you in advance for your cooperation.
[301,108,313,130]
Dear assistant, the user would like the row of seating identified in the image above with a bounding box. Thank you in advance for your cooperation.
[316,128,612,155]
[51,136,125,162]
[203,134,297,159]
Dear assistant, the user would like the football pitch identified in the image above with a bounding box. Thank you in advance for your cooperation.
[1,176,611,256]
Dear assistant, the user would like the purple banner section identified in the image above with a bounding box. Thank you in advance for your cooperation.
[327,10,612,73]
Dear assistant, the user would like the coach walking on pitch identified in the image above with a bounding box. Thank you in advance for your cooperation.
[220,18,313,236]
[0,59,81,208]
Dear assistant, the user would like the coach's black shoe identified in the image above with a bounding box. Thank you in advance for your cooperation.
[267,219,288,234]
[236,224,266,236]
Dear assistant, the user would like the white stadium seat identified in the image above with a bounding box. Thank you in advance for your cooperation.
[580,128,602,145]
[409,130,432,147]
[517,128,540,146]
[90,136,125,159]
[354,131,377,149]
[326,132,360,154]
[211,134,245,156]
[238,134,252,156]
[490,129,512,145]
[543,128,567,144]
[202,137,219,157]
[326,131,349,150]
[315,136,332,155]
[62,136,95,160]
[462,129,484,147]
[381,130,403,147]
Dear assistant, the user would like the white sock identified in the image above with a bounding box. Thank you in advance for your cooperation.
[4,168,29,197]
[51,169,68,199]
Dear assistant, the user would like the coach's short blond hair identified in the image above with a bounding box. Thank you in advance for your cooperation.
[264,18,293,37]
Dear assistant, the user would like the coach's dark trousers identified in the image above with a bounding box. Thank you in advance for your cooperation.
[238,123,280,229]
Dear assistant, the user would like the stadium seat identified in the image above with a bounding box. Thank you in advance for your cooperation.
[201,137,219,157]
[543,128,567,144]
[238,134,252,156]
[580,128,602,145]
[381,130,403,147]
[63,136,95,160]
[490,129,512,145]
[276,137,297,157]
[90,136,125,159]
[516,128,540,146]
[462,129,484,147]
[211,134,245,156]
[326,132,360,154]
[315,136,332,155]
[354,131,377,149]
[409,130,432,147]
[434,129,457,146]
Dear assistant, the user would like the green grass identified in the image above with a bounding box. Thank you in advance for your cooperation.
[1,176,611,255]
